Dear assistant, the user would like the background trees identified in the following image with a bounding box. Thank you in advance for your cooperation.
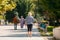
[0,0,60,25]
[0,0,16,14]
[38,0,60,26]
[0,0,16,22]
[14,0,35,18]
[39,0,60,20]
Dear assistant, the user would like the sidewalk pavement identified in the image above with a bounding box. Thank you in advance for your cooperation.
[0,23,53,40]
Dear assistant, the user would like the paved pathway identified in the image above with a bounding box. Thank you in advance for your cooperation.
[0,23,52,40]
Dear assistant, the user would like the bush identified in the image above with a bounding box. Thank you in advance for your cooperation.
[47,26,54,32]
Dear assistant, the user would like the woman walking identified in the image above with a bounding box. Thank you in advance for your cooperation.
[20,16,25,29]
[25,12,34,37]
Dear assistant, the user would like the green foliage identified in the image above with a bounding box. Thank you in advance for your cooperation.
[47,26,54,32]
[5,0,34,22]
[14,0,34,18]
[39,0,60,19]
[40,0,60,11]
[0,0,16,14]
[5,11,15,22]
[1,0,60,22]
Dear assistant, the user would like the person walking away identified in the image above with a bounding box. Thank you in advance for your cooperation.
[25,12,34,37]
[20,16,25,29]
[13,16,19,30]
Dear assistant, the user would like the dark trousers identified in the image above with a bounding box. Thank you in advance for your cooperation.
[27,24,33,32]
[14,24,17,30]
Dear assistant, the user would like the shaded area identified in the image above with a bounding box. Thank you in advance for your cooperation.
[5,28,39,32]
[0,33,40,37]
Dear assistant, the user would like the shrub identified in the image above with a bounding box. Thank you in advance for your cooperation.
[47,26,54,32]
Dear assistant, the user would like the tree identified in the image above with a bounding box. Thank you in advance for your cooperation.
[39,0,60,26]
[13,0,36,18]
[39,0,60,20]
[0,0,16,14]
[5,10,15,22]
[0,0,16,23]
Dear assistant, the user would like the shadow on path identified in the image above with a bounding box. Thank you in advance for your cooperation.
[5,28,39,32]
[0,33,40,37]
